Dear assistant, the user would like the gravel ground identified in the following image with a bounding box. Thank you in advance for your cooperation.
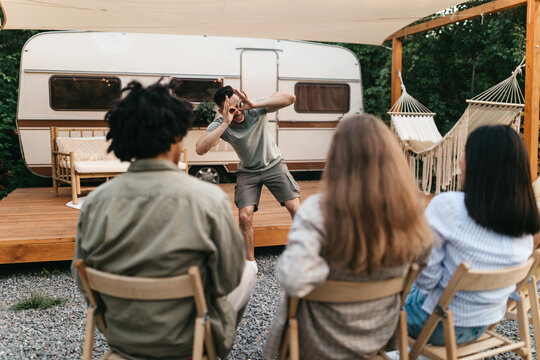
[0,247,535,359]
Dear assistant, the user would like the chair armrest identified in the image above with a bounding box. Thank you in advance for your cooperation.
[53,152,74,169]
[53,151,71,157]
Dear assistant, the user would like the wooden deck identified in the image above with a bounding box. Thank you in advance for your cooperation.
[0,181,322,264]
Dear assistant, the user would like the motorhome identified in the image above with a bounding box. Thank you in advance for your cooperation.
[17,31,363,183]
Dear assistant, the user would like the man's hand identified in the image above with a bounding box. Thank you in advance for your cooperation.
[222,96,234,125]
[234,89,256,111]
[196,96,232,155]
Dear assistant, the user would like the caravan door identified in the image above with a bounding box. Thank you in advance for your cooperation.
[240,50,279,142]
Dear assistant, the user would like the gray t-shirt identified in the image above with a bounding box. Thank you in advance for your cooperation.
[206,108,282,172]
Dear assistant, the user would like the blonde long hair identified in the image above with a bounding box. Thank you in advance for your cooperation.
[322,114,432,274]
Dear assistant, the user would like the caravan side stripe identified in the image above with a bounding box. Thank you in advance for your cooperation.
[278,121,339,128]
[18,120,108,128]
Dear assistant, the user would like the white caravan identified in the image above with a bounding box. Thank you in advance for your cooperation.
[17,31,363,183]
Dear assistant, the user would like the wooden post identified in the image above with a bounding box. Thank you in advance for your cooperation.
[391,37,403,107]
[524,0,540,180]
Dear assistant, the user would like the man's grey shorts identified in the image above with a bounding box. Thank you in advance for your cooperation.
[235,161,300,211]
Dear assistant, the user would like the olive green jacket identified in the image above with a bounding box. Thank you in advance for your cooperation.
[71,159,245,360]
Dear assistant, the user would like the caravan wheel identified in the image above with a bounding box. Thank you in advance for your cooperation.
[193,166,221,184]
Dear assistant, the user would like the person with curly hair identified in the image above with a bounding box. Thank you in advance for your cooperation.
[71,81,255,360]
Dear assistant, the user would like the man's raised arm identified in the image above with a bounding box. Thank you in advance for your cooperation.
[236,89,295,113]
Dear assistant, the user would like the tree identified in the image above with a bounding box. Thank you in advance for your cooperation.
[340,1,527,134]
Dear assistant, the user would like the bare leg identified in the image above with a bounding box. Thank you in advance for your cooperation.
[239,205,255,261]
[284,198,300,219]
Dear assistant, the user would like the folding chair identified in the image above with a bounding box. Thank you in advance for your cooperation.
[74,259,216,360]
[278,264,420,360]
[504,250,540,354]
[408,253,537,360]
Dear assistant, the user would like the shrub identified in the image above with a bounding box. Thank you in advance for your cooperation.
[0,30,50,201]
[193,101,217,127]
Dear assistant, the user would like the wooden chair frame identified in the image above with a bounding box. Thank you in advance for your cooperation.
[51,127,118,205]
[51,126,188,205]
[74,259,216,360]
[278,264,420,360]
[408,253,538,360]
[504,250,540,354]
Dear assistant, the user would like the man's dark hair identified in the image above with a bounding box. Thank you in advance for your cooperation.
[213,85,234,108]
[105,81,193,161]
[464,125,540,237]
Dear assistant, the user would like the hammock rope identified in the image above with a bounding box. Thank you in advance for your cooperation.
[389,60,525,194]
[469,57,525,105]
[388,71,437,116]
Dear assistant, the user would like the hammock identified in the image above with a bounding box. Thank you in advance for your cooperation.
[389,61,525,194]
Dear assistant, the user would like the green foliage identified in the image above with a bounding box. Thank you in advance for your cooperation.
[401,2,526,134]
[0,30,50,201]
[339,1,526,134]
[193,101,217,127]
[40,266,62,275]
[0,161,12,196]
[11,292,67,311]
[335,43,392,120]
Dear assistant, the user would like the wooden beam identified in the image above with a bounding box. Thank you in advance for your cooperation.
[386,0,526,41]
[524,0,540,180]
[0,242,76,264]
[391,38,403,107]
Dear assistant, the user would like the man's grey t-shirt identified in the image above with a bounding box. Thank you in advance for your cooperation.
[206,107,282,172]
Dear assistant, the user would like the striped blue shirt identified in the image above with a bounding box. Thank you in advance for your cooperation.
[416,192,533,327]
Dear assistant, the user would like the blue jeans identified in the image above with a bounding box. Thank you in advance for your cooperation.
[404,286,488,346]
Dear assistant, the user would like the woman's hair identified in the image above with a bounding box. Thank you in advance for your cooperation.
[464,125,540,236]
[106,81,194,161]
[322,114,432,274]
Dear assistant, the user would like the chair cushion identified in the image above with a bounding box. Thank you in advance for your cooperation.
[74,160,130,174]
[56,137,117,161]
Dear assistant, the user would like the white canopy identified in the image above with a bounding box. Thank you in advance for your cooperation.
[0,0,466,45]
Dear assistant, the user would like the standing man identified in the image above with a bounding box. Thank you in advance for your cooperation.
[196,86,300,261]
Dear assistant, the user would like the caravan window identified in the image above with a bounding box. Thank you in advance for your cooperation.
[171,78,223,103]
[50,76,121,111]
[294,83,350,113]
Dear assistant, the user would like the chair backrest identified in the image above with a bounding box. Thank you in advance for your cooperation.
[50,126,113,162]
[85,266,195,298]
[409,252,539,360]
[76,259,208,316]
[299,263,419,305]
[304,275,409,303]
[280,264,419,360]
[516,250,540,291]
[51,126,109,147]
[435,256,536,310]
[458,258,535,291]
[75,259,215,360]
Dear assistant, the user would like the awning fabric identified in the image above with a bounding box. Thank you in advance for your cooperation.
[0,0,466,45]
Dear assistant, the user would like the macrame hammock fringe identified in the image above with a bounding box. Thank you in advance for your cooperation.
[389,60,525,195]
